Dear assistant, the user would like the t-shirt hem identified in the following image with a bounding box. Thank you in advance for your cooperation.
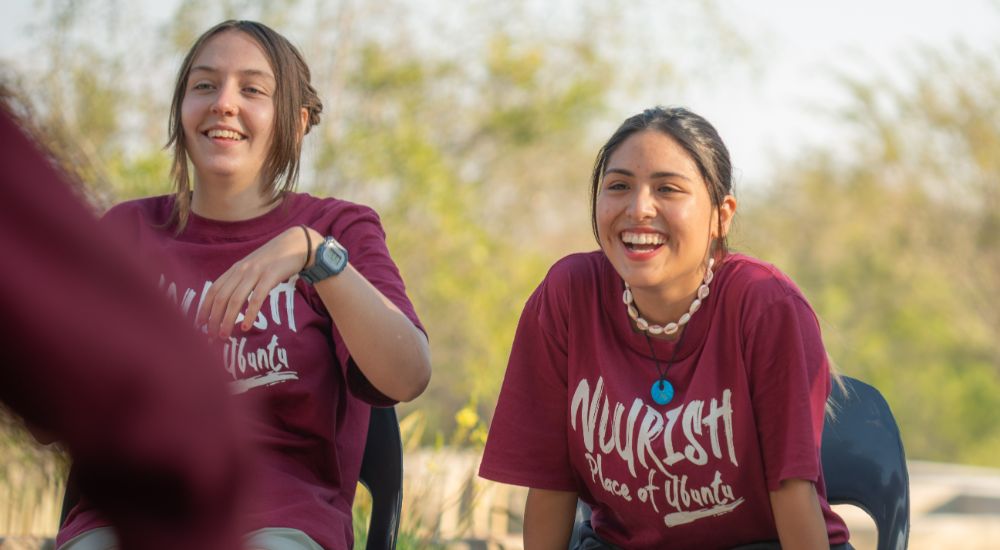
[478,465,577,492]
[766,466,821,492]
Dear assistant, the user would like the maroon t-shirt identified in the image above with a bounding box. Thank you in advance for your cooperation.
[2,110,244,550]
[58,192,424,550]
[479,252,849,549]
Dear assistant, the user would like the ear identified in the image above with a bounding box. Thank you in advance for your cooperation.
[713,194,737,238]
[298,107,309,141]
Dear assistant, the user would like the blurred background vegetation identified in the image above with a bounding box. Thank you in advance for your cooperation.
[1,0,999,541]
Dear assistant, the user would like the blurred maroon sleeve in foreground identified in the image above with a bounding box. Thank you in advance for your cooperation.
[0,109,246,550]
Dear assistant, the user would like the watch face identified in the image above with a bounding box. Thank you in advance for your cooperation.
[323,244,345,264]
[301,237,348,283]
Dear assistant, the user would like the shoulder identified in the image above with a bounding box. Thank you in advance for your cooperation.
[543,250,608,290]
[286,193,388,249]
[290,192,381,226]
[532,251,608,305]
[716,253,816,324]
[719,253,805,301]
[102,195,172,228]
[527,251,607,320]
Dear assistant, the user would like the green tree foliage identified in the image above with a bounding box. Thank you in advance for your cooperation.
[739,40,1000,466]
[2,0,748,449]
[5,1,996,469]
[312,34,609,438]
[4,0,627,446]
[9,0,999,541]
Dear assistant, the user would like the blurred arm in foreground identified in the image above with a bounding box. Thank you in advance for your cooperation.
[0,107,246,550]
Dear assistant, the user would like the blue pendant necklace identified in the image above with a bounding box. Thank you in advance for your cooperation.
[644,328,687,405]
[624,258,715,406]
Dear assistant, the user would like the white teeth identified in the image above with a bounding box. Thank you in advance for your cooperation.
[206,129,245,140]
[621,231,665,245]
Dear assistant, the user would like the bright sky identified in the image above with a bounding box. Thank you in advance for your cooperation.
[672,0,1000,185]
[2,0,997,185]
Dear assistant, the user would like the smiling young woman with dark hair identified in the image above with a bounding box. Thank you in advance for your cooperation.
[56,20,430,550]
[480,107,852,550]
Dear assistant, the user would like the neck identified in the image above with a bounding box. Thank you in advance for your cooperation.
[630,259,709,326]
[191,176,276,221]
[624,256,717,341]
[631,283,699,327]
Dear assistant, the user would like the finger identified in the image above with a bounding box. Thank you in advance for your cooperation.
[241,274,282,332]
[194,276,222,328]
[217,274,261,340]
[203,268,243,338]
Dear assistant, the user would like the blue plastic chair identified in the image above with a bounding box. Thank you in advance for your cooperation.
[60,405,404,550]
[570,376,910,549]
[357,405,404,550]
[822,376,909,550]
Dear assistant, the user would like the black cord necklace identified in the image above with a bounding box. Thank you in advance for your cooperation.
[644,325,688,406]
[626,258,715,406]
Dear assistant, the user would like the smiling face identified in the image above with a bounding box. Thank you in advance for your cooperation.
[596,130,730,305]
[180,30,276,192]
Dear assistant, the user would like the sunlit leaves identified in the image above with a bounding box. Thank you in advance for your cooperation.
[741,38,1000,466]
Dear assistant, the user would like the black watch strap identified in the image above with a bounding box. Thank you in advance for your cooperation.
[299,236,349,284]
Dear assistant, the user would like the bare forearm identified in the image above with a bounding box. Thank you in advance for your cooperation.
[769,479,829,550]
[193,223,430,402]
[524,488,578,550]
[314,263,430,401]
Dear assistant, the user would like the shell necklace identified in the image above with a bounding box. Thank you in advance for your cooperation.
[623,258,715,405]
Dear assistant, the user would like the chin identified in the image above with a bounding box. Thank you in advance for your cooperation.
[198,163,243,178]
[624,276,666,291]
[612,266,661,290]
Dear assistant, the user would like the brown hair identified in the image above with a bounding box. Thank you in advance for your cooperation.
[590,106,734,257]
[166,20,322,232]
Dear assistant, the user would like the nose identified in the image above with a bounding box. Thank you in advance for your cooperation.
[627,186,656,221]
[210,82,239,117]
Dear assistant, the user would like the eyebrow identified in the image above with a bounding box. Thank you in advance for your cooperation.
[189,66,276,81]
[604,167,692,181]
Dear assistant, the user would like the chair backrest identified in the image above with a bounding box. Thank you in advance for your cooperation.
[821,376,910,550]
[358,406,404,550]
[60,405,404,550]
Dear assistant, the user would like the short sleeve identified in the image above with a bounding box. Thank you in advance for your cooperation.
[479,278,577,491]
[307,205,424,406]
[744,293,830,492]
